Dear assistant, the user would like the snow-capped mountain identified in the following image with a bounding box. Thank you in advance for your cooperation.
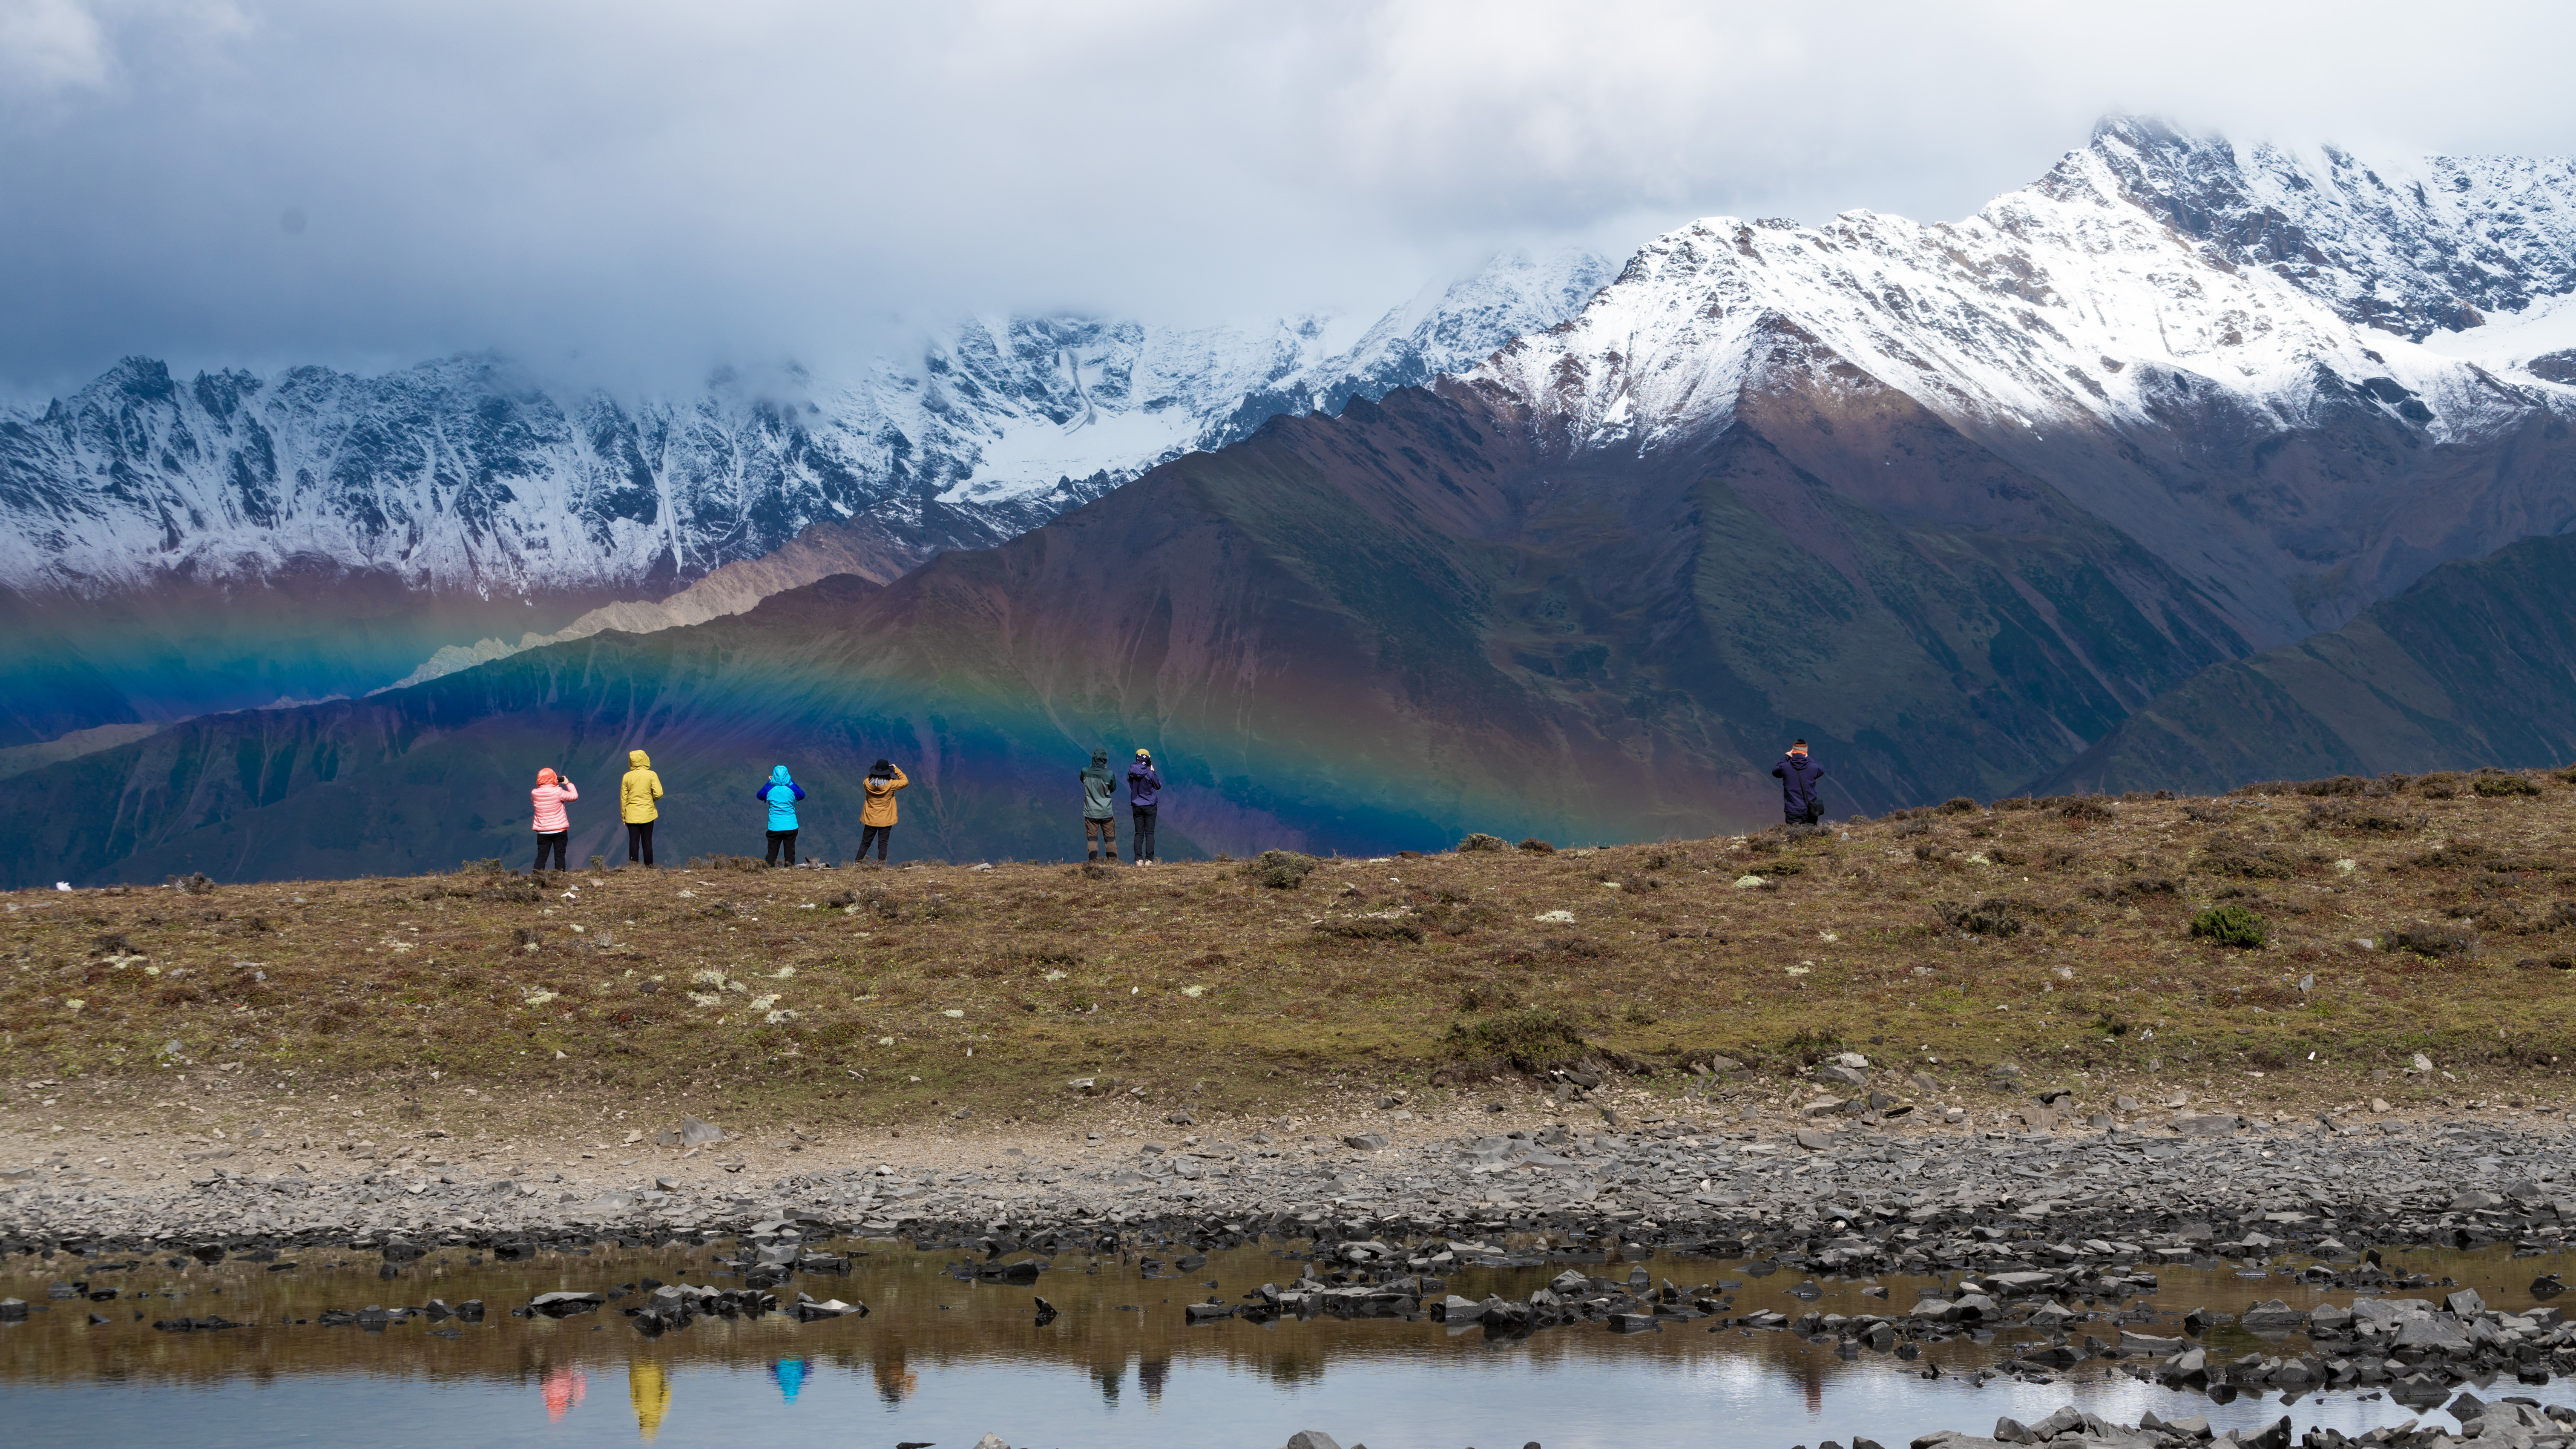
[1466,116,2576,642]
[0,247,1615,600]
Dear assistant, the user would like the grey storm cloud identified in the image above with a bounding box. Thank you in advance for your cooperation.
[4,0,2576,390]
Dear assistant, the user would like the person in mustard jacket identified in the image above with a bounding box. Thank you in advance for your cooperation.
[858,758,907,863]
[620,749,664,867]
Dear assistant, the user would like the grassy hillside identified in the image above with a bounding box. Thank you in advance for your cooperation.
[5,770,2572,1125]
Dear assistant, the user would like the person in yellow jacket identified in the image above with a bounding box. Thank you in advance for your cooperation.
[857,757,906,863]
[621,749,665,866]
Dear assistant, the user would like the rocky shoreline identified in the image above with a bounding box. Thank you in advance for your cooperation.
[9,1105,2570,1267]
[11,1108,2576,1448]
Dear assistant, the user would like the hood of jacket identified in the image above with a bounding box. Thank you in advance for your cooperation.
[769,765,792,786]
[865,775,895,796]
[629,750,651,769]
[537,768,558,786]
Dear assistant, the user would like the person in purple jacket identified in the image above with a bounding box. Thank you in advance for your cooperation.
[1773,739,1825,825]
[1126,748,1163,865]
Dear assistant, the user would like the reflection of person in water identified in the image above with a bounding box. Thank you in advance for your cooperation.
[770,1359,808,1404]
[1137,1356,1170,1402]
[1096,1361,1123,1404]
[630,1360,671,1442]
[541,1364,587,1423]
[871,1341,919,1405]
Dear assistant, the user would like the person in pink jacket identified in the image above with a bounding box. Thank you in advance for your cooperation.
[530,767,578,874]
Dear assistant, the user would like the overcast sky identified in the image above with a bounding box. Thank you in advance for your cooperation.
[5,0,2574,393]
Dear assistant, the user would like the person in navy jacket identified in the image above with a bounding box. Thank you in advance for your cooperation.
[1773,740,1825,825]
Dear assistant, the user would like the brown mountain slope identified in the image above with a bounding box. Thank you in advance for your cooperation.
[2044,529,2576,794]
[0,356,2258,883]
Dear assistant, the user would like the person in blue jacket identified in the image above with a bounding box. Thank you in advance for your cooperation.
[757,765,807,865]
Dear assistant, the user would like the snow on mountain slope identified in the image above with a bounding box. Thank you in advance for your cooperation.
[2076,117,2576,340]
[0,247,1614,600]
[930,245,1618,506]
[1472,117,2576,454]
[1462,117,2576,643]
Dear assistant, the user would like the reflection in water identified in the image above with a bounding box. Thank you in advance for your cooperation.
[8,1239,2576,1449]
[769,1359,808,1404]
[871,1342,918,1405]
[543,1365,588,1423]
[628,1360,670,1442]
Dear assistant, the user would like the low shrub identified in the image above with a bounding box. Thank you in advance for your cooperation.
[2414,771,2464,799]
[1442,1007,1587,1070]
[2473,770,2542,798]
[2059,796,2114,822]
[2410,842,2555,873]
[1312,917,1425,943]
[2085,877,2179,903]
[2305,800,2421,833]
[1938,797,1980,814]
[2195,834,2298,879]
[1457,833,1508,853]
[2385,925,2476,958]
[1517,837,1557,854]
[1241,849,1320,889]
[1942,896,2033,937]
[2189,903,2269,949]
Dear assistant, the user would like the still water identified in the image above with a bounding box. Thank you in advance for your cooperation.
[5,1238,2572,1448]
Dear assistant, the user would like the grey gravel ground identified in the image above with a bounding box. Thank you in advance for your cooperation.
[7,1099,2569,1260]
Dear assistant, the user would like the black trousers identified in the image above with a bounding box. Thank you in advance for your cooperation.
[858,824,891,861]
[626,821,655,865]
[1130,805,1157,862]
[533,831,568,872]
[765,829,798,865]
[1785,801,1822,825]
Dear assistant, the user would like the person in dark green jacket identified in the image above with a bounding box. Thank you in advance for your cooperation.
[1079,749,1116,862]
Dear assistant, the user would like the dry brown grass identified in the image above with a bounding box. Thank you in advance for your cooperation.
[5,770,2576,1127]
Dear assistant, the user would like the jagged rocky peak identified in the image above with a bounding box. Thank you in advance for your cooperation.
[0,248,1614,599]
[2050,114,2576,339]
[1464,115,2576,454]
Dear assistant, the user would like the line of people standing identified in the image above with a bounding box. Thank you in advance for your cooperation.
[521,752,909,872]
[1080,747,1163,865]
[524,744,1171,871]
